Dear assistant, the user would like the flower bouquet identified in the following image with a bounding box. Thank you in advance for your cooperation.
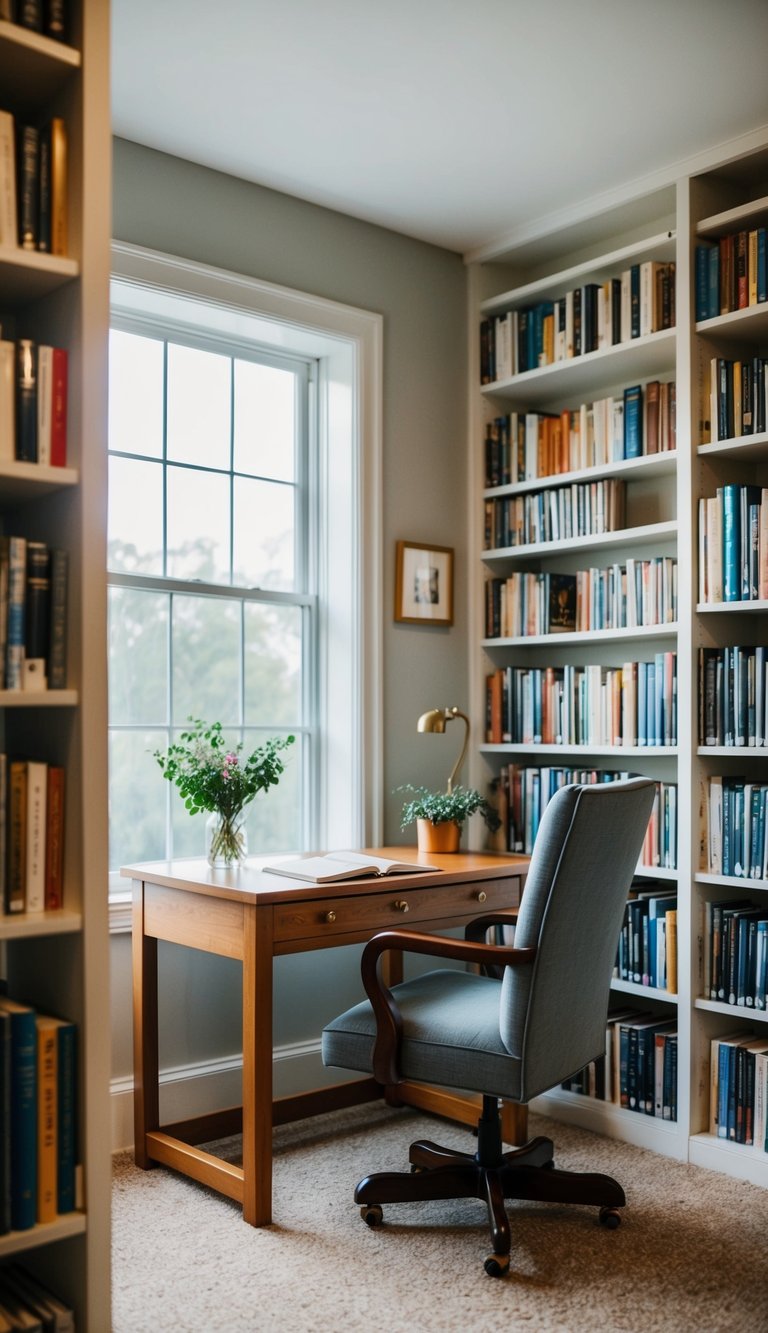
[154,719,295,866]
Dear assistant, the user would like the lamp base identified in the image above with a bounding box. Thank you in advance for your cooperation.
[416,819,461,853]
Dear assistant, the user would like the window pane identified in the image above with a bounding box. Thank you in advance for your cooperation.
[171,594,241,725]
[167,343,231,470]
[244,602,302,726]
[108,330,164,459]
[233,476,294,590]
[109,587,168,725]
[108,456,163,575]
[167,466,230,583]
[234,359,295,482]
[109,729,169,870]
[243,730,302,853]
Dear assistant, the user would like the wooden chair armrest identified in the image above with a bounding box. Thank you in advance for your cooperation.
[360,928,536,1086]
[463,909,520,944]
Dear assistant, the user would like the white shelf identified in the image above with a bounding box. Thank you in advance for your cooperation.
[480,743,678,757]
[482,521,677,565]
[481,329,676,408]
[698,195,768,237]
[696,872,768,891]
[697,431,768,461]
[0,1213,86,1260]
[0,910,82,941]
[696,600,768,613]
[482,624,677,649]
[0,247,79,302]
[611,978,678,1002]
[0,460,79,501]
[0,690,78,707]
[485,449,677,498]
[531,1087,685,1158]
[480,230,677,315]
[696,746,768,758]
[695,997,768,1022]
[689,1133,768,1185]
[695,302,768,342]
[0,20,80,109]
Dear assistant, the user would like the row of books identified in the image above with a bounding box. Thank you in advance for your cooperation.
[493,764,677,869]
[0,756,65,915]
[0,1,68,41]
[698,646,768,748]
[483,381,676,489]
[695,231,768,322]
[697,484,768,603]
[480,261,676,382]
[0,109,67,254]
[562,1008,677,1122]
[703,899,768,1009]
[485,654,678,749]
[616,887,677,993]
[0,1262,74,1331]
[0,536,68,691]
[0,994,77,1232]
[709,1031,768,1149]
[0,337,68,466]
[706,355,768,443]
[701,776,768,880]
[483,478,625,551]
[484,556,677,639]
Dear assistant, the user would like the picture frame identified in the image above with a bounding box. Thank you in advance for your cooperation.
[395,540,454,626]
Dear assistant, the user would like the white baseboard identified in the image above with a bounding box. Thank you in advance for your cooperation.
[111,1037,341,1152]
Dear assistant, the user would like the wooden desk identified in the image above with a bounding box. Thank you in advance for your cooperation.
[124,848,528,1226]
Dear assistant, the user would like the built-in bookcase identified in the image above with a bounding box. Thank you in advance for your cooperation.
[0,7,110,1327]
[467,133,768,1188]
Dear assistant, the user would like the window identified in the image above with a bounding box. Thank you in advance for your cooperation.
[107,246,383,907]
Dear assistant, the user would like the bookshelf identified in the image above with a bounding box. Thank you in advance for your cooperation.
[0,6,111,1329]
[467,134,768,1186]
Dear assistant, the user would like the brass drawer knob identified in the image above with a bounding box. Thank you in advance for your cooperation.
[324,910,337,924]
[476,890,487,903]
[393,900,409,913]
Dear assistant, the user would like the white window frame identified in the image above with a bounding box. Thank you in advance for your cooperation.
[108,242,384,930]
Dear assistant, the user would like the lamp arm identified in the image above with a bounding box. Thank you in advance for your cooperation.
[446,708,470,794]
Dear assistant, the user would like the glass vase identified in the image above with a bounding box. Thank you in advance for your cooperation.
[205,809,248,868]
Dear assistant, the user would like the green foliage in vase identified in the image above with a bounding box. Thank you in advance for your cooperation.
[397,784,501,832]
[154,719,295,820]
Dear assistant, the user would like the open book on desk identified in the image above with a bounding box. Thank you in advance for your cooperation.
[262,851,440,884]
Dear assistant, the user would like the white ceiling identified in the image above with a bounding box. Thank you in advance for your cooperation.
[111,0,768,259]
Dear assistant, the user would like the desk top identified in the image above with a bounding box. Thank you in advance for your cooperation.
[122,847,529,907]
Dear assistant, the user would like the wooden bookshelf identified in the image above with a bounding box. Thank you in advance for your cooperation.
[467,131,768,1183]
[0,6,110,1328]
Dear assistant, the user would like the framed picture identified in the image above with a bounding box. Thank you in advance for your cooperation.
[395,540,454,626]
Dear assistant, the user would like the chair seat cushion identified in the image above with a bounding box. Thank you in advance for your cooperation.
[321,969,523,1101]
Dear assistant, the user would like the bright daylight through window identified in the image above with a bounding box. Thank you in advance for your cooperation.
[107,323,314,883]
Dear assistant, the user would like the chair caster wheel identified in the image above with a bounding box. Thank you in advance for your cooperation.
[484,1252,510,1278]
[542,1159,555,1170]
[360,1204,383,1227]
[599,1207,621,1229]
[410,1164,426,1174]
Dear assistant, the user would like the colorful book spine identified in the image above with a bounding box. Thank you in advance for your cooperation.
[0,998,37,1230]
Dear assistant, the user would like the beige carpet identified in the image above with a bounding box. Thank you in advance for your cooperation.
[112,1103,768,1332]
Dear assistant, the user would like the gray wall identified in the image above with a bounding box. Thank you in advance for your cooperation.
[111,139,469,1088]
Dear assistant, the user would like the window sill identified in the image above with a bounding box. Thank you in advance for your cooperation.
[109,893,133,934]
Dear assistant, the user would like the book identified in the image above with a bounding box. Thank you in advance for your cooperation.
[263,851,440,883]
[55,1018,76,1213]
[24,540,50,666]
[0,1265,75,1333]
[15,339,37,462]
[45,765,65,910]
[7,760,28,912]
[50,347,68,465]
[4,534,26,689]
[0,997,37,1230]
[47,548,68,688]
[35,1015,57,1223]
[0,110,16,249]
[16,124,39,252]
[0,339,14,461]
[48,116,67,257]
[25,760,47,913]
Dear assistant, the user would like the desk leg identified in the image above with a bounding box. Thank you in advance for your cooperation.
[242,903,273,1226]
[132,879,159,1169]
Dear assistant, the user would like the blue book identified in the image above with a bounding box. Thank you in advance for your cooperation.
[695,244,715,320]
[708,246,720,319]
[4,536,26,691]
[721,484,741,602]
[637,661,647,745]
[623,385,643,458]
[0,997,37,1230]
[654,651,665,747]
[56,1019,77,1213]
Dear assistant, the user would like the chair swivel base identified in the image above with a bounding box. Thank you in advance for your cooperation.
[354,1133,626,1277]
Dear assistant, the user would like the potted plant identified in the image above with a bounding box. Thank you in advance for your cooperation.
[154,719,294,867]
[398,783,501,853]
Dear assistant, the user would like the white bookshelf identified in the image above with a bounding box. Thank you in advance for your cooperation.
[0,6,111,1328]
[467,131,768,1185]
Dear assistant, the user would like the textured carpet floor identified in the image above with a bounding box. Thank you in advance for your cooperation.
[112,1103,768,1332]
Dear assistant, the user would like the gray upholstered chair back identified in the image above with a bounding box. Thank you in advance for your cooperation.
[500,778,656,1102]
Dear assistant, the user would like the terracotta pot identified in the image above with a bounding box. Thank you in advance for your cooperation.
[416,818,461,853]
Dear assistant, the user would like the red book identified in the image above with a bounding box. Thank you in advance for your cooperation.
[44,765,65,910]
[51,346,68,466]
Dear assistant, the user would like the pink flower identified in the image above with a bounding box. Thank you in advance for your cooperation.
[225,753,238,766]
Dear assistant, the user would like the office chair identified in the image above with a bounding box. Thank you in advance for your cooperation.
[321,778,656,1276]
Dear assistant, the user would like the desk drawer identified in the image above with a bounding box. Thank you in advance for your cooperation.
[273,875,521,944]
